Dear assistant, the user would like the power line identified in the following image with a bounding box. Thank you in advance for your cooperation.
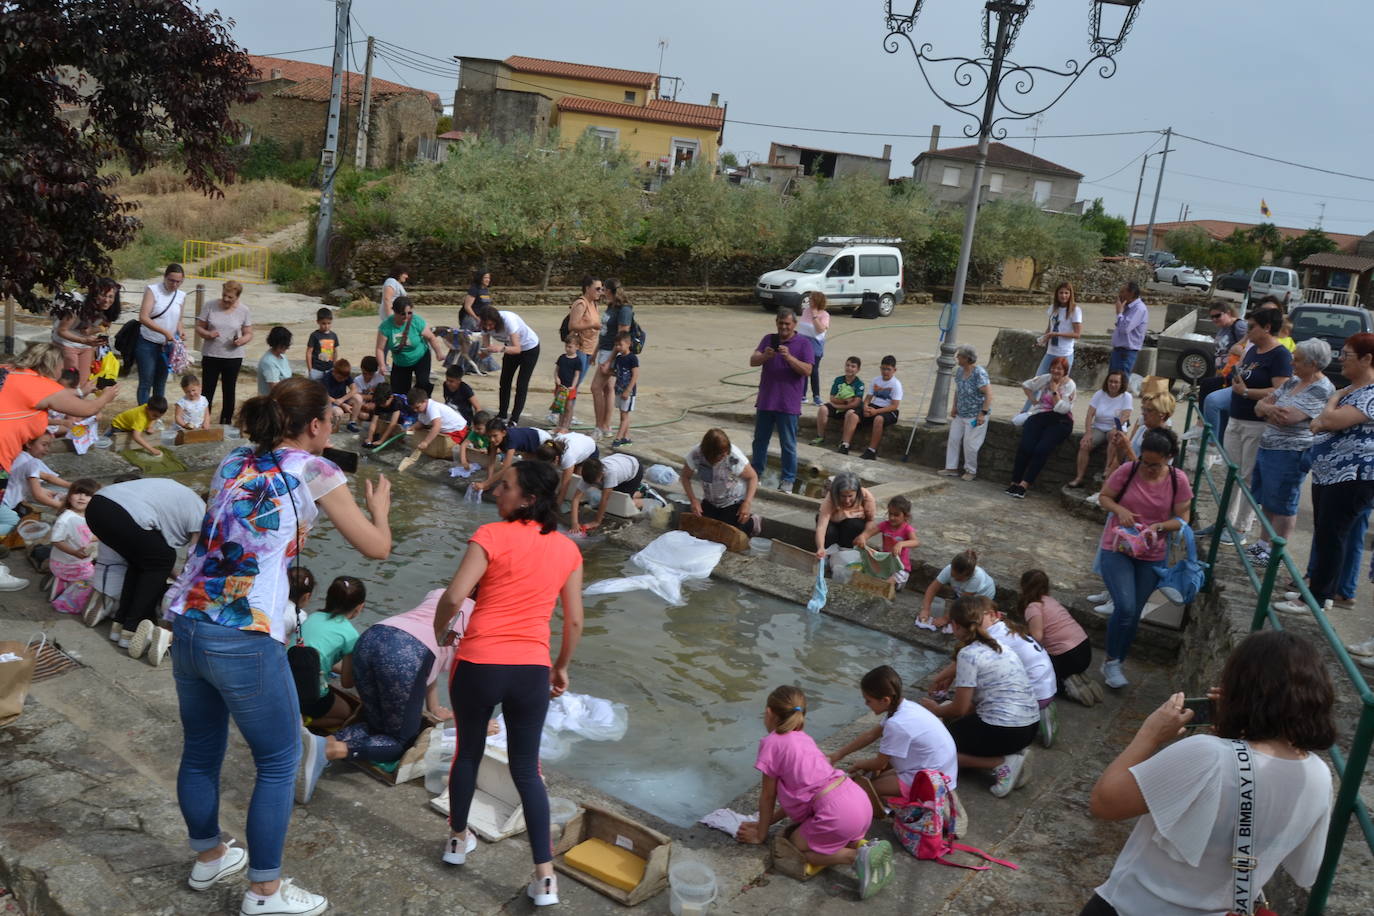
[1165,168,1374,207]
[1083,135,1164,184]
[256,41,364,57]
[1173,131,1374,185]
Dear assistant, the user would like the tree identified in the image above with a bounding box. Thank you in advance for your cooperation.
[782,174,932,255]
[719,151,740,169]
[435,115,453,135]
[1,0,256,311]
[1282,228,1338,266]
[643,166,783,287]
[1247,222,1283,261]
[967,198,1101,287]
[1164,226,1262,293]
[1079,198,1129,256]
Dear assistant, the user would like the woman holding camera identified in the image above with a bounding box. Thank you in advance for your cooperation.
[1095,428,1192,690]
[1081,629,1334,916]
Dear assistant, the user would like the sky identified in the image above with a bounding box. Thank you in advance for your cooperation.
[218,0,1372,236]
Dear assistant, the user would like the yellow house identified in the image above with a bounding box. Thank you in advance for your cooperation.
[453,55,725,172]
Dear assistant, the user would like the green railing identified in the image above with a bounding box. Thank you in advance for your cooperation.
[1179,395,1374,914]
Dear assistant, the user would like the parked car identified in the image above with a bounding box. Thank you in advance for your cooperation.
[1244,266,1303,310]
[755,236,905,317]
[1154,262,1213,289]
[1289,304,1372,387]
[1216,269,1250,293]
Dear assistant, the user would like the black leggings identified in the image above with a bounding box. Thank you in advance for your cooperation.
[391,351,433,400]
[201,355,243,425]
[86,495,175,633]
[702,499,750,534]
[1309,479,1374,603]
[824,516,868,550]
[1050,638,1092,691]
[1012,412,1073,486]
[498,344,541,425]
[1078,894,1118,916]
[447,661,552,865]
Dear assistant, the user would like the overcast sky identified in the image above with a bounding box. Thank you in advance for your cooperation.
[218,0,1372,236]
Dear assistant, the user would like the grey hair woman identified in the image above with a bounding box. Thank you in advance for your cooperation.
[945,344,992,479]
[813,471,876,557]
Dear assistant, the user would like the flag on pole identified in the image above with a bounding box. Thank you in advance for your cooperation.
[1260,199,1271,217]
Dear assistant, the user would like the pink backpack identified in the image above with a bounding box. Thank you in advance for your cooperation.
[888,770,1018,871]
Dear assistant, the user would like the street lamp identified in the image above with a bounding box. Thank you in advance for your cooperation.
[884,0,1145,425]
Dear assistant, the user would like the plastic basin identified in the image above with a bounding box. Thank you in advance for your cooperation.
[748,537,771,556]
[16,521,51,542]
[548,796,579,826]
[668,858,717,914]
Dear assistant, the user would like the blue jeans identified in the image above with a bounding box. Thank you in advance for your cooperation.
[752,409,799,485]
[0,504,18,536]
[171,615,300,882]
[1108,347,1139,375]
[1099,548,1161,663]
[1202,386,1231,446]
[804,335,825,401]
[135,335,170,405]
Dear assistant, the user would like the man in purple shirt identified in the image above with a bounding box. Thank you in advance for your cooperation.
[750,308,814,490]
[1110,281,1149,374]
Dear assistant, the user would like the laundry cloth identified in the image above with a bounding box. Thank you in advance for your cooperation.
[699,808,758,837]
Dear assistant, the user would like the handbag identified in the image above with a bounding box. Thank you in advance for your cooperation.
[1228,738,1278,916]
[1155,519,1208,605]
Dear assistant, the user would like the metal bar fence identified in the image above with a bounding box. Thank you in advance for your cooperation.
[1180,395,1374,914]
[181,240,271,284]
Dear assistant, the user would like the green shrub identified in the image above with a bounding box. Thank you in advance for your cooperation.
[270,244,329,295]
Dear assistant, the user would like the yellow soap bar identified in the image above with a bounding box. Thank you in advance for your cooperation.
[564,838,647,892]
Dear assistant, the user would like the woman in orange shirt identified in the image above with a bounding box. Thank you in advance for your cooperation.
[433,460,584,907]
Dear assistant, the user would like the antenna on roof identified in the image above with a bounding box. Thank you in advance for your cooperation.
[657,38,669,98]
[1030,113,1044,156]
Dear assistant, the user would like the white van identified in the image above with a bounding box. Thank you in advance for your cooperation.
[755,237,905,317]
[1245,266,1303,310]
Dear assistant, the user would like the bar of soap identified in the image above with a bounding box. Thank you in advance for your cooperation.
[564,838,646,892]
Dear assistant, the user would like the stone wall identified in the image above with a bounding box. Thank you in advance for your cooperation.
[234,93,436,170]
[986,328,1157,390]
[902,416,1108,491]
[1042,258,1154,301]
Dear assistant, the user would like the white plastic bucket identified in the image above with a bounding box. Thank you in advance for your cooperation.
[748,537,771,557]
[668,858,717,915]
[548,796,578,826]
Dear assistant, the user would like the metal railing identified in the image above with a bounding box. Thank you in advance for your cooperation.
[182,240,271,284]
[1180,395,1374,914]
[1301,287,1360,307]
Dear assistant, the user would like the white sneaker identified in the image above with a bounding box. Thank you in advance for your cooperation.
[527,874,559,906]
[442,831,477,865]
[0,564,30,592]
[82,593,111,627]
[239,877,327,916]
[1038,702,1059,748]
[127,619,154,659]
[1085,492,1101,507]
[1180,426,1203,441]
[1345,638,1374,658]
[146,625,172,667]
[1093,600,1115,616]
[990,750,1028,797]
[295,727,328,804]
[1087,591,1109,604]
[1101,659,1129,689]
[1271,600,1308,616]
[1063,673,1098,708]
[109,622,125,643]
[189,839,247,890]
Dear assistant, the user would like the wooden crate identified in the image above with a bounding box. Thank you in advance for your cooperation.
[553,803,671,906]
[175,427,224,445]
[677,512,749,553]
[846,570,896,601]
[346,725,432,786]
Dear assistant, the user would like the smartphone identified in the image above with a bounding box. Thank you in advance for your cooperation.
[1113,417,1124,431]
[1182,696,1214,728]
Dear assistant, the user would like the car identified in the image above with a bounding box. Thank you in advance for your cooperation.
[1216,269,1250,293]
[1144,250,1176,268]
[1154,262,1213,289]
[1244,266,1303,310]
[1288,304,1372,387]
[755,236,905,317]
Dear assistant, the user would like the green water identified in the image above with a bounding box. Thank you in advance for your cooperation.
[197,463,944,827]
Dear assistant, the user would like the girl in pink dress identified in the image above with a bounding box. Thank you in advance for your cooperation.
[735,684,895,899]
[49,478,100,615]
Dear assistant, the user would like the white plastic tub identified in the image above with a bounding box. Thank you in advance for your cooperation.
[668,857,717,915]
[748,537,771,557]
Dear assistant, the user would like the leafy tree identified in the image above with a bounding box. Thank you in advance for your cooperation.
[782,174,932,254]
[1281,228,1338,266]
[970,198,1101,286]
[1164,226,1263,292]
[643,166,783,287]
[435,115,453,135]
[1,0,255,312]
[1079,198,1129,256]
[1247,222,1283,260]
[719,151,740,169]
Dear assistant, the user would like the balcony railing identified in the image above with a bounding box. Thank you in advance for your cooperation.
[1302,287,1360,307]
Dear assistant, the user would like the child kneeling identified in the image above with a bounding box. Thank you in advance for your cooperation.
[736,685,895,899]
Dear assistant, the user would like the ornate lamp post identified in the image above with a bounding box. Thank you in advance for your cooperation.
[885,0,1145,425]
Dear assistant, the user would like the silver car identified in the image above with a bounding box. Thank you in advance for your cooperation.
[1154,262,1213,289]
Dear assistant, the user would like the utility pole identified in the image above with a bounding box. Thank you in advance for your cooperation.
[1317,202,1326,229]
[1128,152,1149,254]
[354,35,375,169]
[314,0,350,269]
[1142,125,1172,257]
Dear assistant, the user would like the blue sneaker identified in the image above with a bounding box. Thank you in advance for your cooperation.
[295,727,328,804]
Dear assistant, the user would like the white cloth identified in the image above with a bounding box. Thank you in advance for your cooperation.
[987,620,1056,703]
[418,398,466,434]
[1089,390,1133,431]
[1022,374,1077,416]
[1096,735,1332,916]
[880,698,959,789]
[494,310,539,351]
[951,641,1039,728]
[945,416,988,476]
[1044,304,1083,357]
[584,530,725,606]
[486,690,628,762]
[553,431,596,470]
[699,808,759,836]
[2,451,54,509]
[139,281,185,343]
[49,509,92,568]
[101,478,205,548]
[869,374,904,408]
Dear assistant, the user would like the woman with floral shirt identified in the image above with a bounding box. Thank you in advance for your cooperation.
[163,377,392,915]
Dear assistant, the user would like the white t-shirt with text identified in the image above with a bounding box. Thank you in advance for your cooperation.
[879,698,959,789]
[1045,304,1083,358]
[988,620,1056,703]
[869,375,904,409]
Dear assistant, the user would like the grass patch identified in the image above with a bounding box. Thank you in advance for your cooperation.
[270,244,330,296]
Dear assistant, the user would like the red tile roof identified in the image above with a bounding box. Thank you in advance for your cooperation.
[504,55,657,89]
[1300,251,1374,272]
[1130,219,1365,254]
[437,130,467,140]
[914,141,1082,179]
[247,54,441,108]
[556,96,724,131]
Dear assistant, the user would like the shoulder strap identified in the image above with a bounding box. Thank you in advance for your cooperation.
[1120,460,1141,498]
[1231,738,1259,915]
[1170,466,1178,505]
[937,842,1019,871]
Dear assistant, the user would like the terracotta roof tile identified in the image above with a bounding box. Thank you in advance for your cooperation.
[272,76,422,105]
[247,54,440,108]
[914,141,1083,179]
[556,96,724,131]
[1130,220,1365,253]
[504,55,657,89]
[1299,252,1374,272]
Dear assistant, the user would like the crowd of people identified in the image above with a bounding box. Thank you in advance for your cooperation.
[1,266,1368,915]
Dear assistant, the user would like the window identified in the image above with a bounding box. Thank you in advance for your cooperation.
[624,90,636,103]
[940,166,962,187]
[671,138,699,173]
[988,172,1004,193]
[827,255,855,278]
[859,254,900,277]
[1253,269,1272,284]
[589,127,618,150]
[1033,180,1052,204]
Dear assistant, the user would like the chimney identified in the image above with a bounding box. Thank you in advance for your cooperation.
[270,68,283,80]
[709,92,719,107]
[881,143,892,161]
[929,125,941,152]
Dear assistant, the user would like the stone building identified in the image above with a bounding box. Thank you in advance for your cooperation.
[912,127,1084,214]
[766,142,893,181]
[234,55,441,168]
